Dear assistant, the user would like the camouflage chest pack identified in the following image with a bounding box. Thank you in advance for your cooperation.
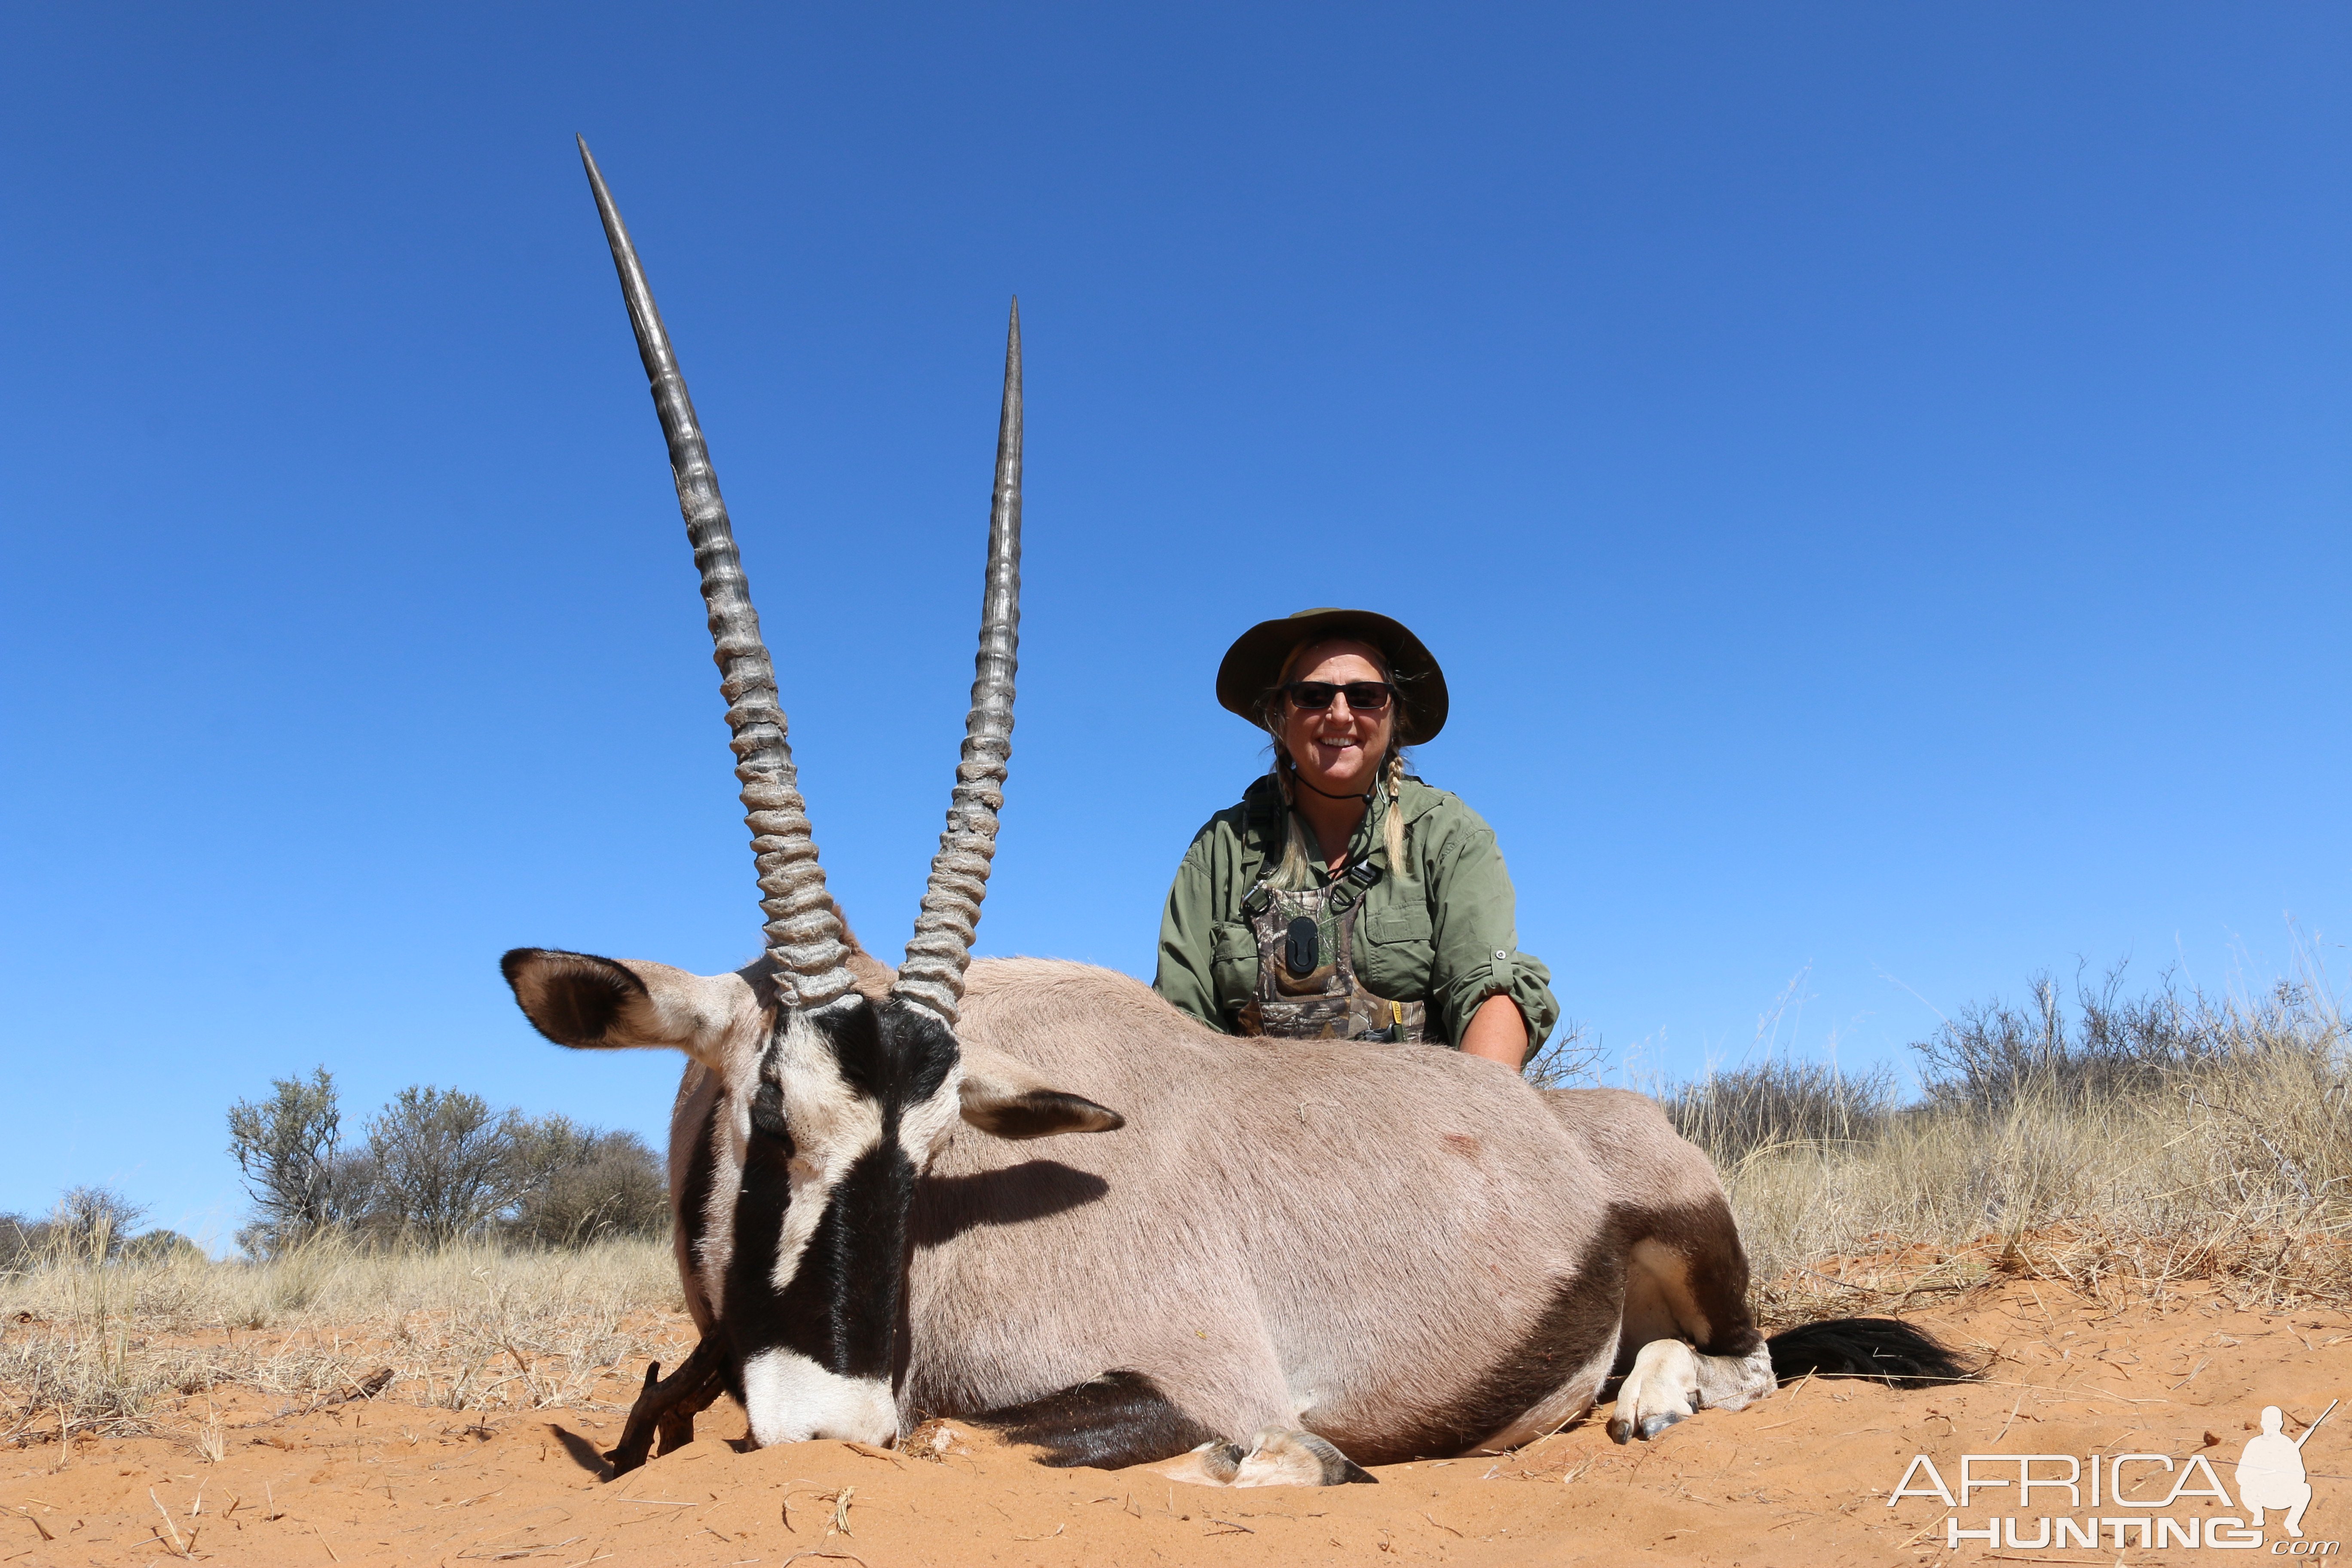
[1234,861,1428,1044]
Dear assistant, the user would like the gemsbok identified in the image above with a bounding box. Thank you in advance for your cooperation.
[501,139,1969,1487]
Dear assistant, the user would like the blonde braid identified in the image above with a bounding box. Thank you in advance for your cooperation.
[1270,753,1317,890]
[1381,750,1409,876]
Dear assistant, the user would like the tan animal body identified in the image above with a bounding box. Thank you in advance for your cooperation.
[922,958,1772,1467]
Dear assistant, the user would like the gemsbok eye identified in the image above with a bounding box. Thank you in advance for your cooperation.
[749,1080,790,1146]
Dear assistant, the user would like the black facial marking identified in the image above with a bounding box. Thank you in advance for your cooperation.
[715,997,958,1392]
[958,1371,1222,1470]
[723,1052,800,1365]
[817,998,959,1107]
[678,1091,722,1323]
[818,998,891,1099]
[732,1142,918,1380]
[500,948,647,1047]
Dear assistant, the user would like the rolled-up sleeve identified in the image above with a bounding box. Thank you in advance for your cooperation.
[1424,821,1560,1051]
[1154,839,1226,1032]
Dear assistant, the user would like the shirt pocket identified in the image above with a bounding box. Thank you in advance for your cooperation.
[1356,901,1434,1001]
[1209,922,1259,1015]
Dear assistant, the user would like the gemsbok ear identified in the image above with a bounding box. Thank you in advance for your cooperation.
[959,1045,1125,1140]
[501,948,750,1065]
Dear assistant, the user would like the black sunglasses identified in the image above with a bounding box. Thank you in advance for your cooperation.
[1282,680,1395,713]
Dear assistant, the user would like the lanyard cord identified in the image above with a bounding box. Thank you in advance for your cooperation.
[1292,774,1373,803]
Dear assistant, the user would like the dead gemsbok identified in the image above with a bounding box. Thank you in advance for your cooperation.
[500,139,1971,1487]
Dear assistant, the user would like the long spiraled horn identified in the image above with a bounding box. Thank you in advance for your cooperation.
[894,301,1022,1024]
[577,137,854,1008]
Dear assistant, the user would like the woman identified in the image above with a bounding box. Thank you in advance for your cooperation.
[1155,607,1558,1067]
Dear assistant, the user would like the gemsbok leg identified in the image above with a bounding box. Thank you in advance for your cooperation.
[1606,1196,1778,1442]
[1602,1141,1970,1441]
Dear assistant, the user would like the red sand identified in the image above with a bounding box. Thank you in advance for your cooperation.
[8,1281,2349,1566]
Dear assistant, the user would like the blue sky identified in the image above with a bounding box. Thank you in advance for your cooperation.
[3,4,2345,1240]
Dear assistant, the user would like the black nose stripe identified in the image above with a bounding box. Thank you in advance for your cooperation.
[728,1142,916,1379]
[717,998,953,1378]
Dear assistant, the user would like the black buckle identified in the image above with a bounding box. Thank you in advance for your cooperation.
[1242,887,1273,919]
[1345,862,1383,890]
[1283,916,1320,977]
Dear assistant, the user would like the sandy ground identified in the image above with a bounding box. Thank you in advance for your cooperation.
[7,1280,2350,1567]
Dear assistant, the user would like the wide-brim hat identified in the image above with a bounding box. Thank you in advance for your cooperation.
[1216,607,1449,745]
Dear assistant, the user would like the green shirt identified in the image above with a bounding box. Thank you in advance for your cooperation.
[1153,774,1560,1054]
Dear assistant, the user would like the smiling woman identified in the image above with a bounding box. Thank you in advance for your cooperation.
[1154,608,1560,1068]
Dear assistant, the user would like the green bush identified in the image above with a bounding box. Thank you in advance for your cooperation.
[225,1073,667,1253]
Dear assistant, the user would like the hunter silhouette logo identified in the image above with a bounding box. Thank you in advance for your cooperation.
[1887,1397,2339,1552]
[2239,1400,2333,1539]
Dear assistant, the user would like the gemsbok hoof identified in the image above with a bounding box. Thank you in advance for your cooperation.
[1234,1429,1377,1487]
[1150,1439,1247,1485]
[1608,1338,1702,1444]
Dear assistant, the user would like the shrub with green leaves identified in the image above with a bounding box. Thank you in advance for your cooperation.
[225,1072,667,1252]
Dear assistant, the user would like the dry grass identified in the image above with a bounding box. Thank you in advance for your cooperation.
[0,1231,681,1449]
[1680,967,2352,1324]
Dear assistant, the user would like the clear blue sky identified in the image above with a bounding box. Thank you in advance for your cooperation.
[3,4,2345,1240]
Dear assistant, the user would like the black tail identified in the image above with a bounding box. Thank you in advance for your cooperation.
[1766,1317,1977,1388]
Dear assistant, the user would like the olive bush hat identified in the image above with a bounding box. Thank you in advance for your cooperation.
[1216,607,1449,745]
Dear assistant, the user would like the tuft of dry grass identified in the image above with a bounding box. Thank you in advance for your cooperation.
[0,1231,682,1448]
[1675,965,2352,1323]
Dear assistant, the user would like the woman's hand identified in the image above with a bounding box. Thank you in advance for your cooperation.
[1461,993,1527,1069]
